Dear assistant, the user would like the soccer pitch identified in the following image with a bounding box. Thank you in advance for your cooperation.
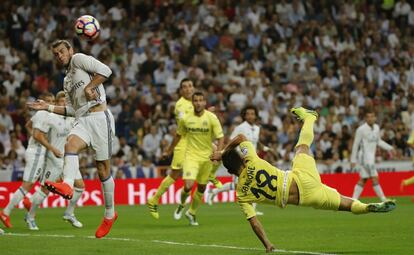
[0,197,412,255]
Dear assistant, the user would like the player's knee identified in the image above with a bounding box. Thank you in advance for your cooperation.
[197,185,207,193]
[169,170,181,180]
[22,181,33,191]
[40,186,50,195]
[74,179,85,189]
[371,177,379,185]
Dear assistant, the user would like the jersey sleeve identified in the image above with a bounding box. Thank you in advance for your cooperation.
[238,201,256,219]
[72,53,112,78]
[210,113,224,139]
[31,111,50,133]
[239,141,258,162]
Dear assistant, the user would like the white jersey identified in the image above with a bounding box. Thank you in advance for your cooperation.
[64,53,112,118]
[45,113,74,163]
[351,123,393,165]
[26,111,50,155]
[230,121,260,149]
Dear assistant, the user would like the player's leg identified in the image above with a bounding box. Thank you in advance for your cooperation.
[63,175,84,228]
[24,185,49,231]
[352,177,367,200]
[0,152,44,228]
[185,161,212,225]
[174,160,198,220]
[44,134,88,199]
[186,183,206,226]
[290,106,318,155]
[93,110,117,238]
[0,181,33,228]
[338,194,396,214]
[208,162,223,189]
[371,175,387,202]
[207,181,234,205]
[147,159,181,220]
[94,159,117,238]
[401,175,414,190]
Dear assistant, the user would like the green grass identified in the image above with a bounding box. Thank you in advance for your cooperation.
[0,197,413,255]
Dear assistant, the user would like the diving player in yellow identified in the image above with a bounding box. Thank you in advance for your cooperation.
[400,130,414,200]
[166,91,224,225]
[147,78,194,219]
[211,107,396,252]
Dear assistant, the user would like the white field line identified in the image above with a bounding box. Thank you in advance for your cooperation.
[4,232,337,255]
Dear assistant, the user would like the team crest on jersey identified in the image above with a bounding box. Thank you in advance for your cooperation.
[241,147,248,156]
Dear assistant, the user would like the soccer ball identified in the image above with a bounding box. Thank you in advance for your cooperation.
[75,15,100,41]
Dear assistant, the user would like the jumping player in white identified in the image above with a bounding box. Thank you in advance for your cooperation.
[351,109,395,202]
[27,40,117,238]
[23,91,85,230]
[0,93,57,229]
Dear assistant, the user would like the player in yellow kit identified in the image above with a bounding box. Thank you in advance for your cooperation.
[147,78,194,219]
[211,107,396,252]
[401,130,414,200]
[166,91,224,225]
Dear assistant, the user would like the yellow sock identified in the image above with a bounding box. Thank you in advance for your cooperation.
[403,176,414,186]
[150,175,175,204]
[180,189,190,206]
[351,200,369,214]
[188,191,204,215]
[295,116,316,148]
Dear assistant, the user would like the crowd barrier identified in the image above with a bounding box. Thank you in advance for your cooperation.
[1,172,413,208]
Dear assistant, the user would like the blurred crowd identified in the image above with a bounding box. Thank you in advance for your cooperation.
[1,0,414,181]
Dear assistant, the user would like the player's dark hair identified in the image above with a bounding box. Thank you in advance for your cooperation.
[51,39,72,50]
[222,149,244,175]
[192,91,205,100]
[364,107,375,116]
[179,78,192,89]
[241,104,258,121]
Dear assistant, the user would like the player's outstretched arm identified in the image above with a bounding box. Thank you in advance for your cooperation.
[248,216,275,252]
[26,100,69,116]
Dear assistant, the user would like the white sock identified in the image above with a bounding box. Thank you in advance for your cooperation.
[373,184,387,202]
[29,189,48,218]
[212,182,233,195]
[352,184,364,200]
[4,187,27,216]
[65,187,84,216]
[63,154,79,188]
[101,176,115,219]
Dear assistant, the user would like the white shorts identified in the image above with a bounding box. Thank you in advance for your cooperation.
[23,150,46,183]
[70,110,115,161]
[357,164,378,179]
[39,155,83,185]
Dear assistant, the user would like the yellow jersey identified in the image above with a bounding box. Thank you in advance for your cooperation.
[174,97,194,151]
[177,110,224,161]
[236,141,292,219]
